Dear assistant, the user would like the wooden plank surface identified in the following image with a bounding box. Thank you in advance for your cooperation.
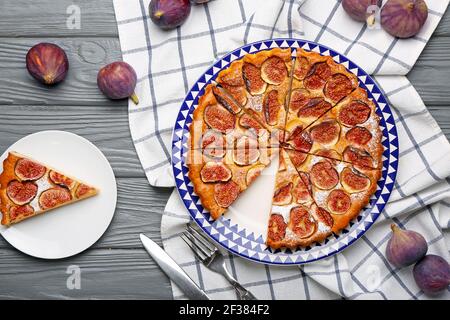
[0,0,448,299]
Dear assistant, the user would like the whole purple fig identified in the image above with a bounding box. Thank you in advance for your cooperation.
[342,0,381,25]
[413,255,450,295]
[381,0,428,38]
[97,62,139,105]
[26,43,69,85]
[149,0,191,30]
[386,224,428,268]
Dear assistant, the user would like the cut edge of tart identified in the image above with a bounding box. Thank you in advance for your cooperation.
[0,151,99,226]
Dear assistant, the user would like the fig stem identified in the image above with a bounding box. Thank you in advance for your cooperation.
[130,92,139,105]
[366,14,376,27]
[154,10,164,19]
[391,223,400,232]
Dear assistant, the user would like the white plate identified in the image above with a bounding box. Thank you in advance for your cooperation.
[0,131,117,259]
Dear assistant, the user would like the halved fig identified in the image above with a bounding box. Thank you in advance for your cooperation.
[49,171,75,189]
[343,146,374,169]
[289,127,313,153]
[218,67,244,87]
[298,98,332,119]
[273,182,293,205]
[286,149,308,169]
[223,85,247,106]
[214,181,240,208]
[14,158,46,181]
[233,136,260,166]
[290,89,311,112]
[39,187,72,210]
[7,180,38,205]
[261,56,288,85]
[242,62,267,95]
[268,214,287,242]
[212,86,241,114]
[310,161,339,190]
[341,167,370,193]
[263,90,281,126]
[346,126,372,146]
[324,74,353,103]
[239,113,263,134]
[200,162,232,183]
[338,100,371,127]
[294,57,310,80]
[290,206,316,238]
[246,165,265,186]
[327,189,351,215]
[310,120,341,146]
[9,205,34,221]
[293,173,312,204]
[204,104,236,133]
[304,62,332,90]
[313,205,334,229]
[201,130,226,158]
[76,184,96,198]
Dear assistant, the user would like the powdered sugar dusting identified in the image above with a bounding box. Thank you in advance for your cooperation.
[29,173,53,211]
[248,95,263,112]
[335,162,346,173]
[271,203,296,222]
[317,221,331,234]
[313,189,329,206]
[351,191,366,202]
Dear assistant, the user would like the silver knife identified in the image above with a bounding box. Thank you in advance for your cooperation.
[140,234,210,300]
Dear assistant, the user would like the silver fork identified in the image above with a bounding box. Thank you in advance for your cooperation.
[181,223,257,300]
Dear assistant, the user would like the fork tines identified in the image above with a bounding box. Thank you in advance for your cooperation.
[181,224,217,261]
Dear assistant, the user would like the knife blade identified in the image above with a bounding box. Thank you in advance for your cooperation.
[139,234,210,300]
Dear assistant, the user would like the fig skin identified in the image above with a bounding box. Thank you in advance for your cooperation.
[97,62,139,105]
[26,43,69,85]
[342,0,381,25]
[413,255,450,296]
[386,224,428,268]
[381,0,428,38]
[149,0,191,30]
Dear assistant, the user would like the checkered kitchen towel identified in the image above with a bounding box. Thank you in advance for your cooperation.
[113,0,450,299]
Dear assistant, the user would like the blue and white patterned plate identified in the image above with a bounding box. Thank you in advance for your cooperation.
[171,39,398,265]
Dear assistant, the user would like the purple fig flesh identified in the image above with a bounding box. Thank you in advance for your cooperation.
[381,0,428,38]
[149,0,191,30]
[342,0,380,24]
[97,62,139,104]
[413,255,450,295]
[26,43,69,85]
[386,224,428,268]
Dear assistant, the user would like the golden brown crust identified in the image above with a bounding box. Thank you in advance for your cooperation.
[0,152,98,226]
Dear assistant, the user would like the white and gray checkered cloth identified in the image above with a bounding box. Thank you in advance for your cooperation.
[113,0,450,299]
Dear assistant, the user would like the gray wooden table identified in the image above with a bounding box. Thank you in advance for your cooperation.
[0,1,448,299]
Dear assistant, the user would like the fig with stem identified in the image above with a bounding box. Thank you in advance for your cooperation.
[97,62,139,105]
[26,43,69,85]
